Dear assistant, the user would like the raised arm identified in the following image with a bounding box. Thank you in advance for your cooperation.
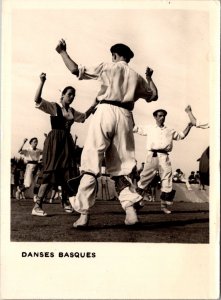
[56,39,79,76]
[182,122,193,138]
[34,73,46,104]
[74,99,98,123]
[185,105,196,126]
[145,67,158,101]
[18,138,28,153]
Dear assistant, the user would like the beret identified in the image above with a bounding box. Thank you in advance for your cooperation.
[153,109,167,117]
[110,43,134,60]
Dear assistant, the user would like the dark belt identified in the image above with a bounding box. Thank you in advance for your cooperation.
[151,150,168,157]
[27,161,38,164]
[99,100,134,111]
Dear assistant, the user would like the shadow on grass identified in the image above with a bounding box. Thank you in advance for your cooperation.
[71,217,209,231]
[139,210,209,215]
[106,210,209,215]
[31,214,58,217]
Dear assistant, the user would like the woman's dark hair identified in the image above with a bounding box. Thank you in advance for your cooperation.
[29,137,38,144]
[62,86,76,96]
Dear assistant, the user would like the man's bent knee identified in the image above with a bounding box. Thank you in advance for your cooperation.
[111,175,131,195]
[67,172,98,197]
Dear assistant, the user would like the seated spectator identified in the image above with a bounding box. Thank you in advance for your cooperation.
[173,168,192,191]
[188,171,197,184]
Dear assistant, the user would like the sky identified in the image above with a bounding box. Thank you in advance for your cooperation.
[3,0,218,177]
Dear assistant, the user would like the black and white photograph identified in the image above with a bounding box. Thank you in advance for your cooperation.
[1,0,220,299]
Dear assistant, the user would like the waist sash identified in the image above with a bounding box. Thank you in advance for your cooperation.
[150,150,168,157]
[99,100,134,111]
[26,161,38,164]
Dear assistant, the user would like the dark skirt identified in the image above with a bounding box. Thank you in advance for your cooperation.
[41,129,78,185]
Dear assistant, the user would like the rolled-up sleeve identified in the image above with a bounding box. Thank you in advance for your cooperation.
[78,63,105,80]
[134,125,148,136]
[19,149,28,155]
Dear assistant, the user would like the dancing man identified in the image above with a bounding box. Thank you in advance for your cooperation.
[56,39,158,227]
[134,109,193,214]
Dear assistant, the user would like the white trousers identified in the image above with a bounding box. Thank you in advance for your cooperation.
[73,104,142,214]
[138,152,172,193]
[24,164,37,188]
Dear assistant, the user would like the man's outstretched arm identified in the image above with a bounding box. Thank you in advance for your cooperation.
[56,39,79,76]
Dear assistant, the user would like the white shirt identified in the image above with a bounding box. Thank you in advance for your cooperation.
[134,124,185,152]
[78,61,153,103]
[36,99,86,123]
[19,146,42,162]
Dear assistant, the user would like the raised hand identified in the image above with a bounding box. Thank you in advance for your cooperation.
[185,105,192,113]
[23,138,28,143]
[40,72,46,82]
[145,67,153,77]
[55,39,66,53]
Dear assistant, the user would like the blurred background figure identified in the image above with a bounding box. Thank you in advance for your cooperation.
[15,167,26,200]
[18,137,42,200]
[172,168,193,191]
[188,171,197,184]
[146,170,161,202]
[194,170,204,190]
[10,158,17,198]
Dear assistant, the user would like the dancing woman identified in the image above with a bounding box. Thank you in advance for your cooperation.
[32,73,96,216]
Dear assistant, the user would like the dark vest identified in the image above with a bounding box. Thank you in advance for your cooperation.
[50,104,74,131]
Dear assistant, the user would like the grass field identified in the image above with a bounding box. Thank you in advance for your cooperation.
[11,197,209,243]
